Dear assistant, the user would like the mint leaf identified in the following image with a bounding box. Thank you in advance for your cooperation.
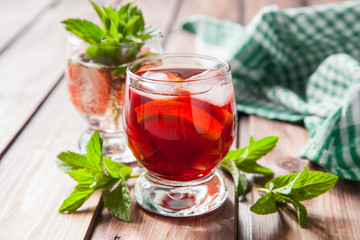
[85,130,103,172]
[85,43,142,65]
[294,201,307,227]
[57,130,104,173]
[273,167,309,196]
[269,166,338,201]
[57,151,99,172]
[250,192,277,215]
[291,171,338,201]
[276,194,308,227]
[240,136,278,162]
[221,136,276,177]
[90,1,107,28]
[220,159,247,197]
[91,172,118,190]
[68,169,96,184]
[103,179,131,222]
[63,2,161,66]
[252,166,338,227]
[62,19,103,44]
[103,157,132,179]
[265,172,299,189]
[220,136,277,196]
[223,147,247,161]
[59,184,94,212]
[57,131,134,221]
[236,160,274,175]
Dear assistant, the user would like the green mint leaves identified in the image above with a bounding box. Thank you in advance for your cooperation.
[220,159,248,197]
[62,2,161,65]
[220,136,278,197]
[250,166,338,226]
[57,132,339,226]
[221,135,338,227]
[103,179,132,221]
[62,19,104,45]
[57,130,133,222]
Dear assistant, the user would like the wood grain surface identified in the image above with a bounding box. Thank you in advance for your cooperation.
[0,0,359,239]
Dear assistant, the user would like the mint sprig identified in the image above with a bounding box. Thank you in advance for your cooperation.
[250,166,338,226]
[57,130,133,222]
[220,135,338,227]
[62,1,161,66]
[220,136,278,197]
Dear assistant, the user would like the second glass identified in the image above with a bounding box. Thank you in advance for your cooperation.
[66,35,162,162]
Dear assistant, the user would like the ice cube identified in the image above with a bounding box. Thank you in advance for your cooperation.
[140,81,180,95]
[138,70,185,96]
[180,79,214,95]
[142,71,171,81]
[182,71,234,106]
[180,68,224,95]
[187,68,222,81]
[196,81,234,107]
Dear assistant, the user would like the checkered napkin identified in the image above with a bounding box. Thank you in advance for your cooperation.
[181,1,360,180]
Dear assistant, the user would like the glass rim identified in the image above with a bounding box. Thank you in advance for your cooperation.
[67,33,162,47]
[126,53,231,83]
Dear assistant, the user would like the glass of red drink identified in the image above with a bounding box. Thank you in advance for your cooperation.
[66,35,162,162]
[124,54,237,216]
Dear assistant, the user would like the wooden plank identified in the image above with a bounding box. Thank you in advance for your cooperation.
[306,0,345,6]
[0,80,102,239]
[0,0,57,51]
[0,0,119,157]
[135,0,179,45]
[242,0,304,24]
[164,0,241,53]
[237,116,360,239]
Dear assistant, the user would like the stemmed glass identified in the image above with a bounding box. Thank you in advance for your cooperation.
[66,35,162,162]
[123,54,237,216]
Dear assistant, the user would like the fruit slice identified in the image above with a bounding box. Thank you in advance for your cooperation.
[211,106,234,127]
[68,63,110,115]
[140,70,185,82]
[134,100,224,140]
[177,97,234,127]
[164,72,190,94]
[165,72,185,82]
[127,129,154,160]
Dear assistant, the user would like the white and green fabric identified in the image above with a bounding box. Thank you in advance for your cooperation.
[181,1,360,180]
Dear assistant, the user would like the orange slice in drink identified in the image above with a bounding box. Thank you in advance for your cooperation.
[165,72,185,82]
[134,100,224,141]
[177,97,234,127]
[212,107,234,127]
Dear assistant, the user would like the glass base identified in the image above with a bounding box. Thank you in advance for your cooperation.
[134,171,227,217]
[79,129,135,163]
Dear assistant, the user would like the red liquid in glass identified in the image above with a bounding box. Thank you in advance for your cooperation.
[124,68,236,181]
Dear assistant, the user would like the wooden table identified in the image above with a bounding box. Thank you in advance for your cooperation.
[1,0,359,239]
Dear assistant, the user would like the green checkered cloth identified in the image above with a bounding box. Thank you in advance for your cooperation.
[181,1,360,181]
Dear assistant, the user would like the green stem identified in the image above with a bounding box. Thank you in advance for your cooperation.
[257,188,269,194]
[129,174,140,178]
